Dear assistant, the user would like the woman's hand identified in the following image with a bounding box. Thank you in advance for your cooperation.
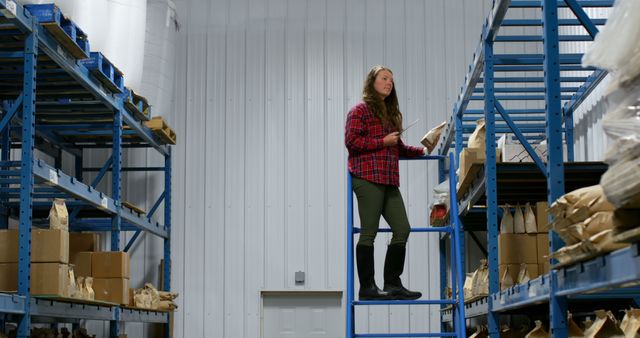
[383,132,400,147]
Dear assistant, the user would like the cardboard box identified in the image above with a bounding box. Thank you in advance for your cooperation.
[499,263,539,284]
[540,261,550,276]
[72,252,92,278]
[535,202,549,233]
[0,229,69,263]
[0,263,69,296]
[536,233,550,266]
[70,232,99,259]
[93,278,129,304]
[0,263,17,291]
[459,148,501,180]
[32,229,69,263]
[92,252,130,278]
[0,230,18,263]
[31,263,69,297]
[498,234,538,264]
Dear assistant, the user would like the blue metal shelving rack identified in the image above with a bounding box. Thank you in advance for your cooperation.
[0,1,173,338]
[346,154,467,338]
[435,1,640,338]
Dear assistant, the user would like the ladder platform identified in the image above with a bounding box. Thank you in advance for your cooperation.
[354,299,456,306]
[355,333,458,337]
[353,227,452,234]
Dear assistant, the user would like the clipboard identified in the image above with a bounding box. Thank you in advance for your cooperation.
[399,119,419,135]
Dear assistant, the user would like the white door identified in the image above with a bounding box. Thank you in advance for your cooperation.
[262,292,343,338]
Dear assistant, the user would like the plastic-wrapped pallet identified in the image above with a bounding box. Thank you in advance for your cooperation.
[582,0,640,86]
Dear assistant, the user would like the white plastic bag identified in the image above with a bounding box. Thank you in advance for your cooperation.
[601,156,640,209]
[582,0,640,85]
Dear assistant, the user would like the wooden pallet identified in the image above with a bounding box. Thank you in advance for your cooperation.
[122,201,146,215]
[145,117,176,145]
[25,4,90,59]
[124,88,151,121]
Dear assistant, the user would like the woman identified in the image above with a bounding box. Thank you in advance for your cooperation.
[345,65,426,301]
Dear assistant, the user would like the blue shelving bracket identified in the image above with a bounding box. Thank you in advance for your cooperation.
[494,101,547,176]
[563,0,600,38]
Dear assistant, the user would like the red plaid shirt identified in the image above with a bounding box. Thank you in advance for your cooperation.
[345,102,424,186]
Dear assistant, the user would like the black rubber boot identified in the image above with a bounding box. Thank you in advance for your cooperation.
[383,244,422,300]
[356,244,390,300]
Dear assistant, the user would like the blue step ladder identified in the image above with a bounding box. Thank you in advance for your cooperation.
[346,153,467,338]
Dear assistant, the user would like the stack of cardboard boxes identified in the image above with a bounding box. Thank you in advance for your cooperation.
[498,202,550,287]
[0,228,70,296]
[0,229,130,305]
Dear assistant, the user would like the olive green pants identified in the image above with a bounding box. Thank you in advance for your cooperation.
[352,176,411,247]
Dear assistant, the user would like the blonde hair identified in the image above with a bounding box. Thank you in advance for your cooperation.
[362,65,402,131]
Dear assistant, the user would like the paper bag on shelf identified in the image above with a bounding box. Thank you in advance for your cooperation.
[569,313,585,338]
[524,203,537,233]
[584,310,625,338]
[525,321,550,338]
[514,204,525,233]
[501,205,514,234]
[49,198,69,231]
[501,266,514,290]
[468,118,486,150]
[517,263,531,284]
[620,308,640,338]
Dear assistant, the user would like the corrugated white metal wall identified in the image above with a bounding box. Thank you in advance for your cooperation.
[169,0,493,337]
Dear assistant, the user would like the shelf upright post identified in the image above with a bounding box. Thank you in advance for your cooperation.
[564,107,575,162]
[17,30,38,338]
[163,147,172,338]
[0,108,9,229]
[455,114,463,159]
[110,105,123,338]
[542,0,568,337]
[483,38,500,338]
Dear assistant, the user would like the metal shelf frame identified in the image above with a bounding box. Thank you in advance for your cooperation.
[433,1,633,338]
[0,1,173,337]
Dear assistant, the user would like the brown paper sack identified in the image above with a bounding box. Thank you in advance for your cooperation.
[421,121,446,154]
[590,229,628,253]
[525,321,550,338]
[514,204,525,234]
[75,276,85,299]
[583,212,615,237]
[620,308,640,338]
[517,263,531,284]
[569,313,585,338]
[464,273,474,299]
[85,277,95,301]
[549,185,614,219]
[471,259,489,296]
[501,205,514,234]
[501,266,514,290]
[468,118,486,150]
[158,300,178,311]
[584,310,625,338]
[68,266,78,298]
[49,198,69,231]
[469,326,488,338]
[524,203,537,233]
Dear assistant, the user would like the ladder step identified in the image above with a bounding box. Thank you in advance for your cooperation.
[355,333,458,337]
[354,227,452,234]
[354,300,455,306]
